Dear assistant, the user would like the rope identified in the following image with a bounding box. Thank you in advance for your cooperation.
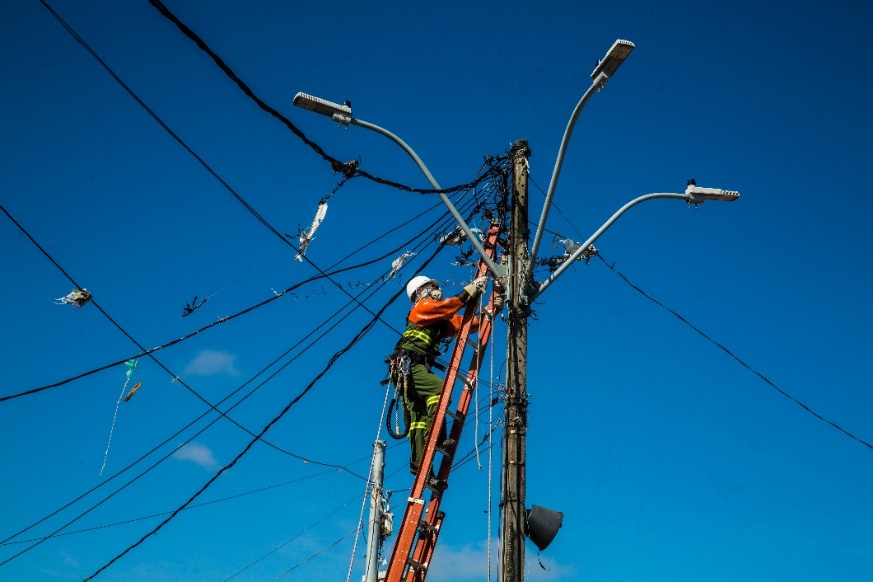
[474,292,484,471]
[98,370,134,478]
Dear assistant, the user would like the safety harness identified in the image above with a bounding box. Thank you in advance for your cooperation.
[383,319,448,439]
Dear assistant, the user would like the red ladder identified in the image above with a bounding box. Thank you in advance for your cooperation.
[385,223,502,582]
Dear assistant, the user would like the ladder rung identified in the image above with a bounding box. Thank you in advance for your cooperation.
[407,559,428,572]
[445,409,465,423]
[425,478,448,494]
[418,519,441,534]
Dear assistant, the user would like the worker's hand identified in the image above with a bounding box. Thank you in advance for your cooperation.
[463,276,488,298]
[492,293,505,313]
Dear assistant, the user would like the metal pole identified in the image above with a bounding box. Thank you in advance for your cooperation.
[350,118,504,279]
[525,72,607,288]
[366,440,386,582]
[501,139,531,582]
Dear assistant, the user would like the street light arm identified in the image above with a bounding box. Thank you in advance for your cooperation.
[293,91,504,278]
[527,39,635,293]
[349,117,504,278]
[527,71,607,281]
[532,191,710,300]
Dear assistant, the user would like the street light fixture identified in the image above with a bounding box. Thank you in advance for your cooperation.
[590,39,635,84]
[292,91,504,278]
[685,179,740,202]
[526,39,635,299]
[292,92,352,125]
[532,183,739,299]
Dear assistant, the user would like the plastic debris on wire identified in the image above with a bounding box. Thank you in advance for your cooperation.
[99,358,138,477]
[387,251,416,280]
[182,295,208,317]
[294,199,328,261]
[55,288,92,308]
[438,226,482,247]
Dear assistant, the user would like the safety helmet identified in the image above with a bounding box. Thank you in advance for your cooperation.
[406,275,438,302]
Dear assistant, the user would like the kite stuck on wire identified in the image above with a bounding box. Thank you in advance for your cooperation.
[55,288,92,308]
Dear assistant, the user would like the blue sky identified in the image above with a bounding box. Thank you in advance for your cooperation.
[2,1,872,580]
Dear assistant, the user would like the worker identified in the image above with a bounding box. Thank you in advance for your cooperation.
[392,274,490,488]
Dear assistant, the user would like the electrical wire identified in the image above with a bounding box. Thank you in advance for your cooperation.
[0,184,483,562]
[79,221,465,579]
[1,468,340,547]
[223,491,361,581]
[0,212,453,557]
[528,171,873,451]
[269,527,359,581]
[147,0,508,197]
[596,254,873,451]
[0,196,462,403]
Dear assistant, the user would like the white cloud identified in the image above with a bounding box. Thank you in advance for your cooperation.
[183,349,240,377]
[172,442,219,470]
[426,540,575,581]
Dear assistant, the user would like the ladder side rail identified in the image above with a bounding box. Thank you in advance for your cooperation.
[385,225,501,582]
[407,290,499,575]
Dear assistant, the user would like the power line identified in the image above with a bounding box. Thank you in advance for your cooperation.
[224,492,361,581]
[0,196,458,402]
[80,222,470,579]
[0,468,341,546]
[269,527,359,581]
[597,254,873,451]
[0,203,465,556]
[527,172,872,451]
[146,0,507,197]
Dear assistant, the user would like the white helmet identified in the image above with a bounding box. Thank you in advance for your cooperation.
[406,275,438,302]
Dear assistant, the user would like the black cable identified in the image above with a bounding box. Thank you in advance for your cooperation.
[0,468,339,546]
[38,0,313,249]
[0,197,460,403]
[81,215,466,579]
[147,0,508,197]
[0,202,463,555]
[597,254,873,451]
[223,492,361,581]
[0,201,363,472]
[269,527,359,581]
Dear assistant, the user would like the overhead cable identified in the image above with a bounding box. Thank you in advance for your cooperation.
[147,0,507,196]
[80,220,463,579]
[598,254,873,451]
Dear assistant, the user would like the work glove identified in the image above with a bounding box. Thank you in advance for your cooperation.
[492,293,505,313]
[463,276,488,298]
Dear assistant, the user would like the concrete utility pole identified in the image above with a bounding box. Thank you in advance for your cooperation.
[365,440,386,582]
[501,139,531,582]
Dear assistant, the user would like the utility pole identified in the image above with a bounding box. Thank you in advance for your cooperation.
[365,440,386,582]
[501,139,531,582]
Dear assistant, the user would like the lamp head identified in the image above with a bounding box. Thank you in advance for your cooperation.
[591,39,635,81]
[292,92,353,124]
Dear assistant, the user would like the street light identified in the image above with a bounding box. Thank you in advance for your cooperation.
[526,39,635,299]
[532,183,739,299]
[591,39,636,83]
[292,92,504,278]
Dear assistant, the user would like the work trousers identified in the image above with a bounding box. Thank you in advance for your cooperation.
[405,362,447,475]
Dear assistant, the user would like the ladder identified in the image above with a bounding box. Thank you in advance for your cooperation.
[384,223,502,582]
